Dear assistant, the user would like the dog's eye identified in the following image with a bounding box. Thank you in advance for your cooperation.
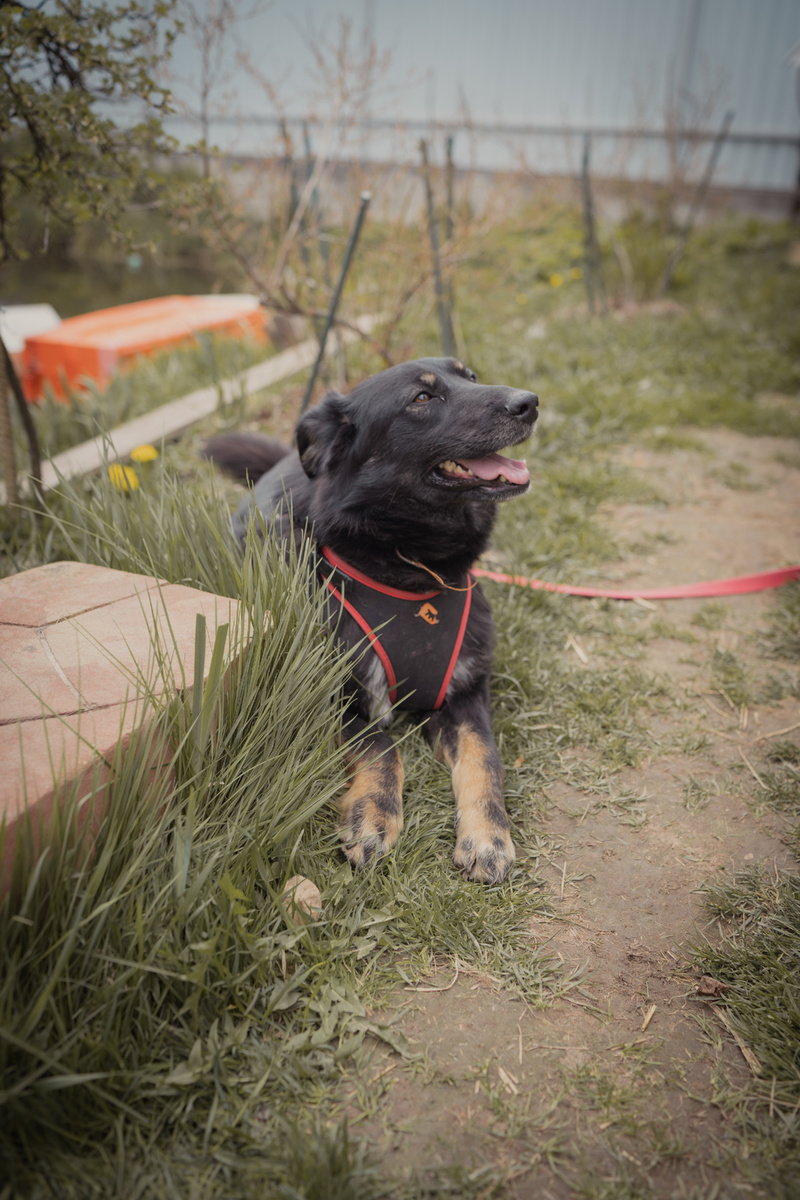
[412,391,432,403]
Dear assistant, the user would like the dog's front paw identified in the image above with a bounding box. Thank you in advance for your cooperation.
[339,796,402,868]
[338,744,404,869]
[454,822,515,884]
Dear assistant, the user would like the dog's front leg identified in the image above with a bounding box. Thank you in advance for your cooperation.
[338,714,404,868]
[425,689,515,884]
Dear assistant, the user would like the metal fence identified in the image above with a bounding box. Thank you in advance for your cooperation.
[165,0,800,197]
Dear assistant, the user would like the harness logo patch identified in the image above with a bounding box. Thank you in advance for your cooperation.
[416,602,439,625]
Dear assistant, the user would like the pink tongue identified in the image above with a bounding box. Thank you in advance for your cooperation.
[459,453,529,485]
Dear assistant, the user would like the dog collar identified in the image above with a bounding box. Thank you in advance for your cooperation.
[320,545,473,711]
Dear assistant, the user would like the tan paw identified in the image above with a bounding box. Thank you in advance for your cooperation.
[339,796,403,868]
[453,826,516,884]
[338,748,404,869]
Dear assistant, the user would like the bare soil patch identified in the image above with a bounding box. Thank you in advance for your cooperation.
[354,428,800,1197]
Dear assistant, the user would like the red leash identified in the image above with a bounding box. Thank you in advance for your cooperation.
[471,565,800,601]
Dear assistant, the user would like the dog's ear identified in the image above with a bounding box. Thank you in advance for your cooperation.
[295,391,354,479]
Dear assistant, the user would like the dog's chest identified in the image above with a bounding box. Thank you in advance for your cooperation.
[320,549,472,712]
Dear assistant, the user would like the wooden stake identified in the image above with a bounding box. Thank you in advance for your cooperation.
[300,192,371,414]
[657,109,734,297]
[581,134,606,315]
[0,341,18,511]
[420,139,456,358]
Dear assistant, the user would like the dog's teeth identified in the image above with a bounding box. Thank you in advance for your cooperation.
[439,459,473,477]
[498,474,507,483]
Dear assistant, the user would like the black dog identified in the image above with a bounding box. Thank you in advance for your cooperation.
[206,358,538,883]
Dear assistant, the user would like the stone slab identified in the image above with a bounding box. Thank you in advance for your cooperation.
[42,584,237,706]
[0,625,82,722]
[0,561,243,889]
[0,702,158,883]
[0,560,164,627]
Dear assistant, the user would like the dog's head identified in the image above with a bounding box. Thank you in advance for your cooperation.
[296,358,538,505]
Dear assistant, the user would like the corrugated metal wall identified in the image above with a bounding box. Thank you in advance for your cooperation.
[168,0,800,193]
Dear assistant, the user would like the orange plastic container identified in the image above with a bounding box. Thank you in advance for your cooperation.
[22,294,267,401]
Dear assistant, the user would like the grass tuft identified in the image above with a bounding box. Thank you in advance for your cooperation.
[710,648,752,708]
[764,582,800,662]
[691,867,800,1197]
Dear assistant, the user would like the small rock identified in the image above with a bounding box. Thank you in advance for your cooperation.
[698,975,729,996]
[282,875,323,924]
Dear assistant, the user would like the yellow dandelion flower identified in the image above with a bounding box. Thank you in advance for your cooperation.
[130,443,159,464]
[570,267,583,280]
[549,273,564,288]
[108,463,139,493]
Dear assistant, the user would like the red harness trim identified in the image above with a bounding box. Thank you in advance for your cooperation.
[433,577,473,710]
[325,581,399,703]
[472,565,800,601]
[322,546,439,601]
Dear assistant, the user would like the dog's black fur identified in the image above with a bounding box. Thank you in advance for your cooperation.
[205,357,538,883]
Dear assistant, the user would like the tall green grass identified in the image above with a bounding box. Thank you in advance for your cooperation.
[0,463,571,1196]
[0,480,370,1192]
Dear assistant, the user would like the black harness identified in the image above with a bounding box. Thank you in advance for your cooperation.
[319,546,473,712]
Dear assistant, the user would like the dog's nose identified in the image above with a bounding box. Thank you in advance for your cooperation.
[505,391,538,420]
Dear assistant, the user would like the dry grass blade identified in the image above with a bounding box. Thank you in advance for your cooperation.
[404,964,460,993]
[710,1006,762,1075]
[498,1065,519,1096]
[640,1004,657,1032]
[739,746,767,790]
[758,719,800,741]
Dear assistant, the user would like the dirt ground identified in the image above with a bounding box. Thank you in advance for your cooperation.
[354,427,800,1197]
